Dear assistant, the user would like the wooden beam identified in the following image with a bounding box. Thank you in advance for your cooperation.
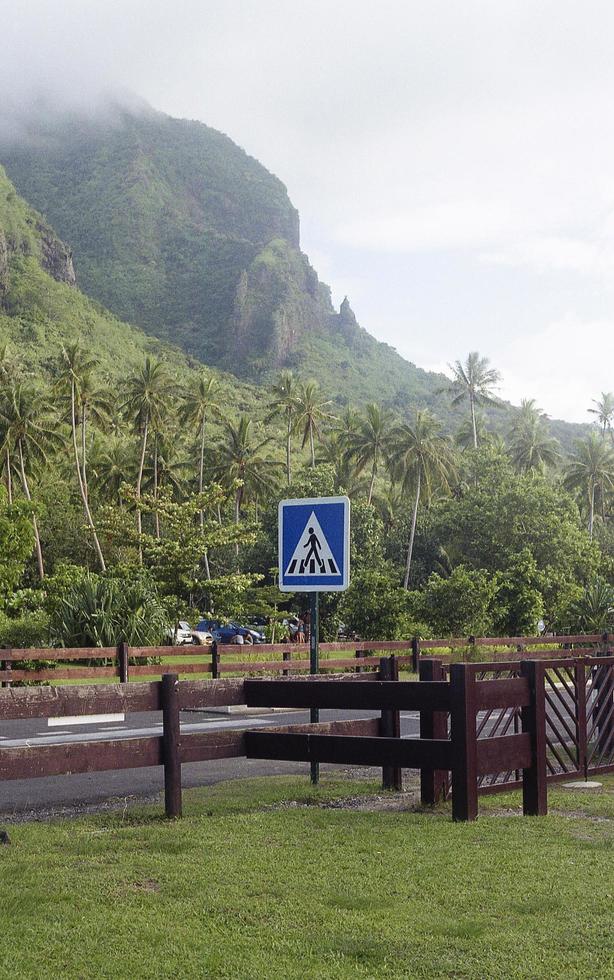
[244,679,451,711]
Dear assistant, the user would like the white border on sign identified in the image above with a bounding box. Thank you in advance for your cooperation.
[278,495,350,592]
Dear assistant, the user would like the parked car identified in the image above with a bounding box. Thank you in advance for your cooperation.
[166,621,195,645]
[192,618,266,645]
[191,622,214,646]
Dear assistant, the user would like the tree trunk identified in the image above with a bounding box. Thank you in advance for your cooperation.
[81,403,88,500]
[403,470,421,590]
[470,394,478,449]
[368,461,376,505]
[589,481,595,539]
[135,416,149,562]
[309,424,315,468]
[286,412,292,485]
[199,416,211,579]
[70,380,106,571]
[5,447,12,505]
[17,439,44,580]
[198,415,206,530]
[153,435,160,539]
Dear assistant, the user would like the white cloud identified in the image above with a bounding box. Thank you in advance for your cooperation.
[499,315,614,423]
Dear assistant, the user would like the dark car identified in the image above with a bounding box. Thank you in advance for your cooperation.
[195,619,265,644]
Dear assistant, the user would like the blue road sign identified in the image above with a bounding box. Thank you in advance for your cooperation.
[278,496,350,592]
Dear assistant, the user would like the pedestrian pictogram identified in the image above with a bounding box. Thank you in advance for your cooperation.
[285,512,340,576]
[278,496,350,592]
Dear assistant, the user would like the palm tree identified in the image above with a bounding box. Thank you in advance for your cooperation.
[315,433,370,497]
[440,352,501,448]
[508,401,559,474]
[343,402,395,504]
[77,369,113,499]
[508,419,560,474]
[391,410,456,588]
[213,416,280,525]
[454,411,488,451]
[57,344,107,571]
[123,358,176,547]
[0,383,63,578]
[0,345,20,503]
[91,437,136,505]
[588,392,614,439]
[180,375,222,528]
[564,433,614,538]
[295,380,335,467]
[266,370,299,484]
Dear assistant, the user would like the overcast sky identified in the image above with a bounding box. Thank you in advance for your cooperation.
[2,0,614,422]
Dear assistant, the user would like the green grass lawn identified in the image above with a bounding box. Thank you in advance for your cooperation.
[1,775,613,978]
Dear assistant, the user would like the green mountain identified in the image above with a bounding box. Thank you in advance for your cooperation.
[0,105,457,413]
[0,104,588,445]
[0,164,266,419]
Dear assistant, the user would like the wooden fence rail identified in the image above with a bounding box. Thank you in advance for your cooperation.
[1,633,611,687]
[0,657,554,822]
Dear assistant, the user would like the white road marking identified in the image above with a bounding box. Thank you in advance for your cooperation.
[48,713,125,727]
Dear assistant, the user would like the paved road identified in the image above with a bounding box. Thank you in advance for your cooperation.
[0,708,423,820]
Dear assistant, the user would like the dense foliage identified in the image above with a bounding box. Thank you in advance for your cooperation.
[1,139,613,647]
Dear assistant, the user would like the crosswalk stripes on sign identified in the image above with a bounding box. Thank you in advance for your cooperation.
[284,512,340,576]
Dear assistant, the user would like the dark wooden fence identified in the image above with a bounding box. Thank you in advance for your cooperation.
[2,633,610,686]
[0,640,414,686]
[0,656,567,822]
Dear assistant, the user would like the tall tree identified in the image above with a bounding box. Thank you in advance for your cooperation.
[343,402,395,504]
[91,437,135,506]
[213,416,280,525]
[508,400,559,474]
[295,380,334,467]
[391,410,456,588]
[266,370,299,484]
[564,432,614,538]
[0,383,63,579]
[588,392,614,439]
[0,345,19,504]
[57,344,107,571]
[441,352,501,448]
[180,374,222,528]
[77,369,113,500]
[123,358,176,550]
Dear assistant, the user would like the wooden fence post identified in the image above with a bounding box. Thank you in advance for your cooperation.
[419,658,448,805]
[355,649,364,673]
[520,660,547,816]
[1,649,11,688]
[594,658,614,759]
[117,642,129,684]
[450,663,478,821]
[161,673,182,818]
[411,636,420,673]
[282,649,291,677]
[575,661,588,778]
[211,641,219,680]
[380,655,402,791]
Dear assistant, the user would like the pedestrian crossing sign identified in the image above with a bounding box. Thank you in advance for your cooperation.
[278,496,350,592]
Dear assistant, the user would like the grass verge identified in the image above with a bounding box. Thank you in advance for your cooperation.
[1,775,613,978]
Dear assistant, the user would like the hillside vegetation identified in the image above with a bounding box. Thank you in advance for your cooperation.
[0,104,517,425]
[0,164,267,415]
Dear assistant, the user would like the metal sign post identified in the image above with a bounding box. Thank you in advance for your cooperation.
[278,496,350,785]
[309,590,320,784]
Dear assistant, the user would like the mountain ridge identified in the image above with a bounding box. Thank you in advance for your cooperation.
[0,102,589,444]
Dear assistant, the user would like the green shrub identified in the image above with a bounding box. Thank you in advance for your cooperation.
[49,572,169,647]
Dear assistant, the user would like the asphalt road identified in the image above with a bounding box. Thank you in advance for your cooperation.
[0,708,422,820]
